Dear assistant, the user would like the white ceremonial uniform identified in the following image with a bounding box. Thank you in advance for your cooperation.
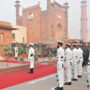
[65,48,72,83]
[28,47,35,69]
[77,48,83,76]
[14,46,18,57]
[87,54,90,86]
[57,47,65,87]
[72,48,78,79]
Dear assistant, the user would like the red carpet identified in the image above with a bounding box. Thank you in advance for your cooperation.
[0,65,57,89]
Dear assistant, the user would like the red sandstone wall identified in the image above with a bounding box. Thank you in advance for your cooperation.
[40,12,47,42]
[53,5,66,41]
[0,29,12,55]
[22,3,67,44]
[0,29,12,45]
[22,5,41,43]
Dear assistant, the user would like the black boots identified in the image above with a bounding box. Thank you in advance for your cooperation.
[28,68,34,73]
[55,87,63,90]
[31,68,34,73]
[64,82,72,85]
[72,78,77,81]
[87,80,89,82]
[78,75,82,78]
[87,85,90,88]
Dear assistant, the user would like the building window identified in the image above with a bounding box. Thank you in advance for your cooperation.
[0,33,4,43]
[28,13,34,20]
[57,23,62,40]
[57,23,62,30]
[22,37,24,42]
[12,33,15,40]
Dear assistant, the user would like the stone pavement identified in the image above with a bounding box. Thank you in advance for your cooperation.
[0,62,20,69]
[3,66,90,90]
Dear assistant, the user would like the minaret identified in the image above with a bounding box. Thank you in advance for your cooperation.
[64,2,69,39]
[15,0,20,25]
[47,0,51,8]
[81,0,88,41]
[38,0,40,5]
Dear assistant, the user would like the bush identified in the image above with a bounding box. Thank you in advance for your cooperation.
[4,47,9,52]
[18,46,27,55]
[48,52,53,60]
[19,57,24,64]
[4,47,14,55]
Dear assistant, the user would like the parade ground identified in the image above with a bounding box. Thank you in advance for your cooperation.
[0,66,89,90]
[0,0,90,90]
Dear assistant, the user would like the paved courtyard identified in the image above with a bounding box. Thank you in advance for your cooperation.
[2,66,90,90]
[0,62,21,69]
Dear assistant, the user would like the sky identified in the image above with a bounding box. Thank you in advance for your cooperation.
[0,0,90,41]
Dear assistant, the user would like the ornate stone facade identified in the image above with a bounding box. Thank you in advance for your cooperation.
[15,0,69,44]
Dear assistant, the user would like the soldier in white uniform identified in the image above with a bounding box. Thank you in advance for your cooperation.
[72,44,78,81]
[77,44,83,78]
[64,43,72,85]
[28,43,35,74]
[55,41,65,90]
[14,44,18,59]
[87,52,90,87]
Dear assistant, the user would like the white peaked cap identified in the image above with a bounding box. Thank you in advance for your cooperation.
[72,43,77,46]
[66,42,71,46]
[57,41,63,44]
[29,43,34,46]
[77,43,81,46]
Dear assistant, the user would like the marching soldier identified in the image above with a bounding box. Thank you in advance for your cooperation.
[77,44,83,78]
[28,43,35,74]
[72,44,78,81]
[55,41,65,90]
[64,43,72,85]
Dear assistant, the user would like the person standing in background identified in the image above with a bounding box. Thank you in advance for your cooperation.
[28,43,35,74]
[14,43,18,60]
[83,44,89,66]
[87,51,90,87]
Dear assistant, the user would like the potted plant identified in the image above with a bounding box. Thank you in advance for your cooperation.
[34,50,42,68]
[4,47,14,58]
[19,56,24,64]
[4,47,9,52]
[48,52,53,64]
[3,47,9,59]
[8,47,14,57]
[18,46,27,63]
[48,52,53,60]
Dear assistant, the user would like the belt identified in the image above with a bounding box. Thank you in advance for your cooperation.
[88,62,90,65]
[69,59,72,60]
[67,59,71,61]
[61,56,63,58]
[58,60,64,61]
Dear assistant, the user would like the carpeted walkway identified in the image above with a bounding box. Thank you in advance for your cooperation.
[0,64,57,89]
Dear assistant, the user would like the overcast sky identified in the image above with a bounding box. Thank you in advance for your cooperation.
[0,0,90,41]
